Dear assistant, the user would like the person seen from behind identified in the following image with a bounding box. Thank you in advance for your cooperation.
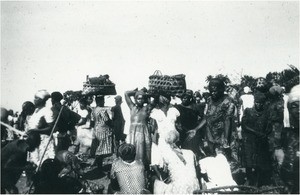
[111,95,126,149]
[1,131,41,194]
[109,143,148,194]
[89,95,114,172]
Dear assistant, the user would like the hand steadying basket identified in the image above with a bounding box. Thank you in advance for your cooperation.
[148,70,186,97]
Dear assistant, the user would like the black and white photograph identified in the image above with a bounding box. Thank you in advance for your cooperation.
[1,1,299,194]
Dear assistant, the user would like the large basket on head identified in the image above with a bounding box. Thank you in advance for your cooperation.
[82,75,117,96]
[148,70,186,97]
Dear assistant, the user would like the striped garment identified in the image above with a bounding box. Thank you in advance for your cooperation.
[111,158,146,194]
[129,123,151,166]
[91,107,113,156]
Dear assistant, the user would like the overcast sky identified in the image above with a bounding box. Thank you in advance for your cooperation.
[1,1,299,113]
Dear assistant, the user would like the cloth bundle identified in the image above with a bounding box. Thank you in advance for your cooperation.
[82,75,117,95]
[148,70,186,97]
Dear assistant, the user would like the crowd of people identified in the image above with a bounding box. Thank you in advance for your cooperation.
[1,76,299,194]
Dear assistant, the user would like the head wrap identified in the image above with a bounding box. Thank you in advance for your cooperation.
[288,85,300,104]
[269,86,284,96]
[254,92,266,103]
[134,90,146,99]
[35,90,50,101]
[181,89,193,99]
[256,77,267,88]
[244,86,252,94]
[194,91,201,97]
[114,95,123,102]
[159,95,171,105]
[185,89,193,97]
[165,130,180,145]
[118,143,136,161]
[51,91,63,102]
[22,101,35,112]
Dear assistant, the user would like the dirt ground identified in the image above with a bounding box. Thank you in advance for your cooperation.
[15,154,116,194]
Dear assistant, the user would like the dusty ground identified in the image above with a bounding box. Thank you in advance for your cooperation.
[15,154,115,194]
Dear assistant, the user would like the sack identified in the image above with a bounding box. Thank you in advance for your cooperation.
[148,70,186,96]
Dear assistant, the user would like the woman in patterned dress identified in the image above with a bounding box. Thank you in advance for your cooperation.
[110,143,147,194]
[125,89,152,167]
[90,95,113,169]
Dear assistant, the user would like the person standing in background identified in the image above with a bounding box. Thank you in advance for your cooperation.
[239,87,254,122]
[241,92,271,186]
[187,79,236,162]
[14,101,35,132]
[111,95,126,149]
[72,98,90,156]
[26,90,55,166]
[90,95,114,171]
[281,85,299,194]
[174,90,204,158]
[204,79,235,156]
[51,91,81,152]
[266,86,285,187]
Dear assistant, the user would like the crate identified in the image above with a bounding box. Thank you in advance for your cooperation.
[82,75,117,96]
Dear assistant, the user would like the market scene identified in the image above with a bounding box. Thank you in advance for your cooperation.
[1,66,299,193]
[1,1,299,194]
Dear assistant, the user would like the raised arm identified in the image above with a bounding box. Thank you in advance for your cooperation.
[124,90,137,109]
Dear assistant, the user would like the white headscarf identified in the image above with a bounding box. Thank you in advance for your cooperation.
[35,89,50,100]
[288,85,300,104]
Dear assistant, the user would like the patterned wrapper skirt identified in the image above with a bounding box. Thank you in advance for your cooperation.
[28,134,55,166]
[129,123,151,165]
[94,124,113,156]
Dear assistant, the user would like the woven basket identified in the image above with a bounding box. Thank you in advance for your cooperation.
[148,70,186,96]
